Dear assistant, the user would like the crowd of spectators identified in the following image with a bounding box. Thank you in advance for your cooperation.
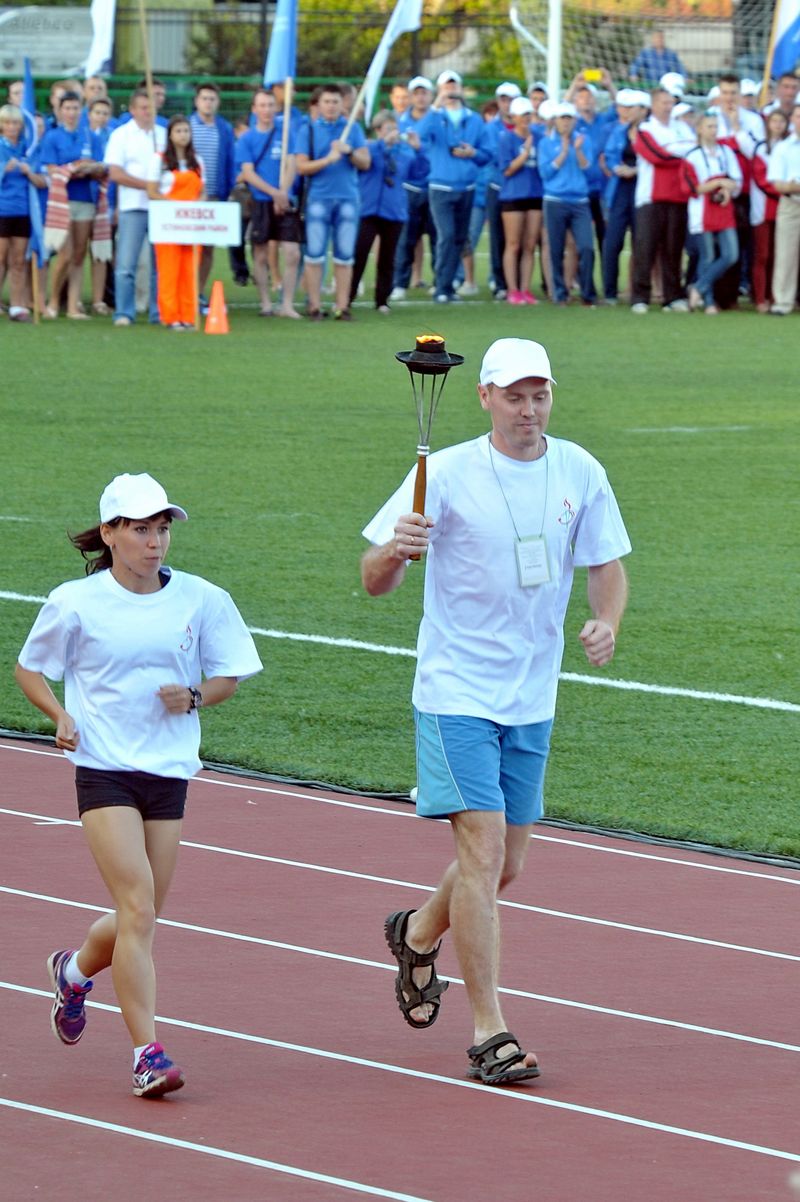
[1,51,800,326]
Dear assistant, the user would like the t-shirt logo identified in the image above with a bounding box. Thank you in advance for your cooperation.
[180,624,194,651]
[557,498,576,526]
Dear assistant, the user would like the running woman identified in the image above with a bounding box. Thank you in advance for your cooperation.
[15,472,262,1097]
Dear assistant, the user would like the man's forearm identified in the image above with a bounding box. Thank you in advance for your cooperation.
[587,559,628,634]
[361,541,408,596]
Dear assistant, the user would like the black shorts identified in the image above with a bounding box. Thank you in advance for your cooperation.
[75,767,188,820]
[500,198,543,214]
[250,201,302,245]
[0,215,32,238]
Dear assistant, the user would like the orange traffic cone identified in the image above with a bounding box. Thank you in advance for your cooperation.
[204,280,229,335]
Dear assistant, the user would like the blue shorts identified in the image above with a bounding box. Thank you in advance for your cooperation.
[414,710,553,826]
[304,197,359,265]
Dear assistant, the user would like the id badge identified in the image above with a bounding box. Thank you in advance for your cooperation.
[515,536,550,588]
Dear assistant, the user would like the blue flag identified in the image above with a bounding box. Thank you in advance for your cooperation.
[771,0,800,76]
[22,57,47,265]
[263,0,298,86]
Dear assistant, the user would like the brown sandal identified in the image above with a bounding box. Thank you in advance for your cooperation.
[384,909,449,1029]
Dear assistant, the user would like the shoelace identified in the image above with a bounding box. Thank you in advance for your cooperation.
[63,981,92,1019]
[141,1046,172,1072]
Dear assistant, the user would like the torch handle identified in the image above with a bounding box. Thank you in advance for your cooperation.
[409,451,427,563]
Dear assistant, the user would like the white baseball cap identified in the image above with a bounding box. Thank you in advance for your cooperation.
[509,96,534,117]
[408,75,433,92]
[552,101,578,118]
[436,69,462,86]
[496,81,522,98]
[615,87,641,106]
[740,78,759,96]
[538,98,556,121]
[479,339,556,388]
[529,80,549,95]
[660,71,685,97]
[576,82,598,97]
[707,85,720,102]
[673,101,693,118]
[99,473,188,523]
[632,89,652,106]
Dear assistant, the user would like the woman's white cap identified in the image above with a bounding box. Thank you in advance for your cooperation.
[496,81,522,98]
[479,338,556,387]
[408,75,433,92]
[99,473,188,522]
[552,101,578,118]
[436,69,462,86]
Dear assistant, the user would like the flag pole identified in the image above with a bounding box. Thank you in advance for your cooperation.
[31,254,40,325]
[760,0,784,109]
[279,77,294,191]
[136,0,157,146]
[341,76,371,143]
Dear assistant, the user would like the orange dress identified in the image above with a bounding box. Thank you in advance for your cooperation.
[155,165,203,326]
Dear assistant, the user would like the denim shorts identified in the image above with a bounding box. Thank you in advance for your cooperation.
[304,197,359,264]
[414,710,553,826]
[75,767,187,820]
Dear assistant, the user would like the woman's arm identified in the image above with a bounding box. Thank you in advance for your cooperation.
[156,675,239,714]
[14,664,79,751]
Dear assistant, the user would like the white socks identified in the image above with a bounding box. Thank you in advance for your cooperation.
[64,952,92,988]
[133,1044,150,1069]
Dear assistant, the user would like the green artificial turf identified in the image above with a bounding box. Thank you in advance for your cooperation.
[1,274,798,856]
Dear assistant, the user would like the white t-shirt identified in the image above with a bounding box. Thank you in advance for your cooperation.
[146,151,206,195]
[18,568,262,778]
[105,120,167,211]
[363,434,631,725]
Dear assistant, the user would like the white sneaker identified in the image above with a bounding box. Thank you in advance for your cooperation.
[631,302,648,315]
[389,287,406,301]
[458,282,479,296]
[663,299,689,312]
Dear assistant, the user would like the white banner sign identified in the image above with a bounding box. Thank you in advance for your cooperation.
[0,7,93,75]
[148,200,242,247]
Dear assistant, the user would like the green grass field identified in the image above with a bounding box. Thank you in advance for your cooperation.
[1,267,798,857]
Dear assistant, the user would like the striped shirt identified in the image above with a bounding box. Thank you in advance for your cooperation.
[190,117,221,197]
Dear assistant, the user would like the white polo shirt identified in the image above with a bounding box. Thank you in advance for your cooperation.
[105,120,167,211]
[767,132,800,196]
[363,434,631,726]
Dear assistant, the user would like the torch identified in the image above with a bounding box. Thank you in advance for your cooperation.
[395,334,464,561]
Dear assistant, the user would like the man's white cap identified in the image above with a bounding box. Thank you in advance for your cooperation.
[660,71,685,97]
[538,98,556,120]
[575,81,598,98]
[740,78,759,96]
[673,101,693,118]
[529,80,549,95]
[99,473,188,523]
[633,89,652,106]
[509,96,534,116]
[479,338,556,387]
[552,101,577,118]
[707,85,720,102]
[496,81,522,98]
[615,87,641,106]
[408,75,433,92]
[436,69,462,86]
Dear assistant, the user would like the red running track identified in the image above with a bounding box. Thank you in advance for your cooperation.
[1,737,800,1202]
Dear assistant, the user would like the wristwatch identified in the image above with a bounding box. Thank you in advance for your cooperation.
[187,686,204,711]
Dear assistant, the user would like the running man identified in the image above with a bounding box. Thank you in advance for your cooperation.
[361,337,631,1085]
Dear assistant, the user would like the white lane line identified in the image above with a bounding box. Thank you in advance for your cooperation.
[2,901,799,1056]
[2,806,799,952]
[2,764,799,889]
[2,590,798,713]
[627,426,751,435]
[0,1096,435,1201]
[3,990,800,1164]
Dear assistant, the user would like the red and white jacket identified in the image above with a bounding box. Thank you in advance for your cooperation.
[750,140,782,225]
[715,106,764,192]
[634,117,696,207]
[682,143,742,234]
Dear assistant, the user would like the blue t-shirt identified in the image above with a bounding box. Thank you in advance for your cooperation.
[39,125,101,203]
[0,137,31,217]
[538,131,595,202]
[498,127,544,202]
[296,117,367,202]
[235,125,295,200]
[575,110,616,195]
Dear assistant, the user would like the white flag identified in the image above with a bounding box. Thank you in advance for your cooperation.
[85,0,117,76]
[362,0,423,124]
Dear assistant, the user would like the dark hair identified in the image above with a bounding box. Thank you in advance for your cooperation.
[251,87,273,106]
[308,85,325,108]
[70,512,173,575]
[320,83,343,98]
[129,87,150,106]
[718,73,740,87]
[58,91,82,107]
[136,76,166,90]
[89,97,112,111]
[163,114,202,174]
[195,81,220,98]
